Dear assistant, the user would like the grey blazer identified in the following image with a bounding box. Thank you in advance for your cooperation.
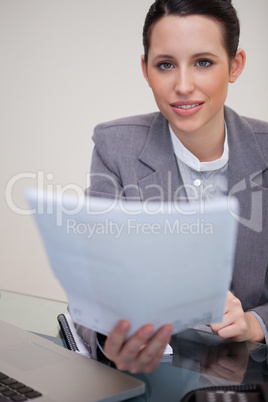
[86,105,268,336]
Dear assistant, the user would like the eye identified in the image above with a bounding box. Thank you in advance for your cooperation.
[158,62,174,70]
[196,59,212,68]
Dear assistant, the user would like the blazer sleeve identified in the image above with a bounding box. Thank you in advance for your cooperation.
[85,146,124,199]
[247,260,268,343]
[249,301,268,344]
[249,311,268,344]
[74,323,98,360]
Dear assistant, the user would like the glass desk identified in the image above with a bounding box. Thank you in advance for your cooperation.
[0,289,68,339]
[1,289,268,401]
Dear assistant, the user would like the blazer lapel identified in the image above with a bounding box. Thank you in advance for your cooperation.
[137,113,187,201]
[225,106,268,309]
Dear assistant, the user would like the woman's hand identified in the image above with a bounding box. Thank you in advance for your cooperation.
[210,291,264,343]
[104,321,173,374]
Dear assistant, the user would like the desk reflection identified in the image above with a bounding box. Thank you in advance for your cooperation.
[171,329,268,387]
[126,330,268,401]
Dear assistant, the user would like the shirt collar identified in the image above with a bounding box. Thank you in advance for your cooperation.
[169,124,229,172]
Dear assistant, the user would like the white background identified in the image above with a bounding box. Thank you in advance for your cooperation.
[1,0,267,301]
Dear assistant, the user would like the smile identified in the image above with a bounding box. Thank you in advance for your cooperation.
[174,104,201,110]
[171,102,204,117]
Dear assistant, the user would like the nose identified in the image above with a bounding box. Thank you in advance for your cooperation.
[174,67,195,95]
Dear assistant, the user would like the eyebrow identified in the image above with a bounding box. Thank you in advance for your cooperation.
[151,54,175,62]
[192,52,219,59]
[151,52,219,62]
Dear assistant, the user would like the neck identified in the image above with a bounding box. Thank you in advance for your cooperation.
[170,112,225,162]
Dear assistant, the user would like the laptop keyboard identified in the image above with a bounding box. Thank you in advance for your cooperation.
[0,372,42,401]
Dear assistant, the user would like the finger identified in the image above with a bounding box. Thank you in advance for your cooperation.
[210,312,238,332]
[141,352,168,374]
[117,324,156,369]
[210,292,242,333]
[138,325,172,363]
[211,307,244,335]
[104,320,131,360]
[128,324,173,374]
[217,322,247,341]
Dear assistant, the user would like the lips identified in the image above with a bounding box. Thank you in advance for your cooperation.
[171,101,204,108]
[170,101,205,116]
[174,103,201,110]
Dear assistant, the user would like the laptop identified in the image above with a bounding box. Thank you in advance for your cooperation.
[0,319,145,402]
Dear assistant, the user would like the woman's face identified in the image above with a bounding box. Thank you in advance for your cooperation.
[142,15,244,140]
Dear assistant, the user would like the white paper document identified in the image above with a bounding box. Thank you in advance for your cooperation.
[26,190,238,337]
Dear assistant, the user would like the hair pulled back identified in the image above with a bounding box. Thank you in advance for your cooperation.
[143,0,240,64]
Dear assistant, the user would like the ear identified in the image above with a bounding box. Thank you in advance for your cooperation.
[141,55,151,87]
[229,48,246,83]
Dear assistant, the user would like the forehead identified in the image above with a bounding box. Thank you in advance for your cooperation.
[148,15,226,58]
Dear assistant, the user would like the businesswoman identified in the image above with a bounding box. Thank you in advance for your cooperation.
[77,0,268,374]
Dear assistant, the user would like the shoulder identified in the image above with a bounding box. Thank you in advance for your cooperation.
[224,106,268,134]
[93,112,159,141]
[225,106,268,134]
[242,115,268,134]
[241,115,268,161]
[92,112,161,155]
[225,106,268,157]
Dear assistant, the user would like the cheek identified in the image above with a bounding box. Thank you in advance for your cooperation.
[150,76,171,99]
[205,69,230,97]
[197,78,228,108]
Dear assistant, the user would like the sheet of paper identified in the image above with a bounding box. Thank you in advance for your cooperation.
[26,190,238,337]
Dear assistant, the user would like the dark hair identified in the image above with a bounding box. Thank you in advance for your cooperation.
[143,0,240,64]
